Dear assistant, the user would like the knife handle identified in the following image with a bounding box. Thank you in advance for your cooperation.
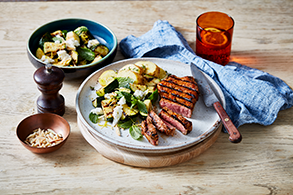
[213,101,242,143]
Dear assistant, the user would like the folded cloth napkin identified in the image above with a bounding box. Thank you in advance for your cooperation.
[119,20,293,128]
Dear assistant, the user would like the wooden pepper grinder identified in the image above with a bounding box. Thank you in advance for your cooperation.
[33,64,65,116]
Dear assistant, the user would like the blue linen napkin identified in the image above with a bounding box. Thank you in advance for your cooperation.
[119,20,293,128]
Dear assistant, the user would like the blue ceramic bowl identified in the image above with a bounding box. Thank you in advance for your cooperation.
[27,18,118,80]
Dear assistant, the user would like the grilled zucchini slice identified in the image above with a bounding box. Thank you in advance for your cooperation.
[101,98,117,121]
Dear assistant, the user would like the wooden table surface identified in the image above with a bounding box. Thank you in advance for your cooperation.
[1,1,293,194]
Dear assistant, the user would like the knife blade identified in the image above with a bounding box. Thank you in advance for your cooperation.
[190,64,242,143]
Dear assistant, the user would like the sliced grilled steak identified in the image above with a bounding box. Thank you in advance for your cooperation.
[159,107,192,135]
[141,116,159,146]
[161,118,176,134]
[149,110,175,136]
[157,75,199,118]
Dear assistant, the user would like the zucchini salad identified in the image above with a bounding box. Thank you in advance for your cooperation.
[36,26,110,66]
[88,61,168,140]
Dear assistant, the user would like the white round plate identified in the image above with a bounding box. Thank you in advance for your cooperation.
[76,58,225,154]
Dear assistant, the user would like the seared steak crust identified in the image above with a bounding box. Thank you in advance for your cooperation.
[159,107,192,135]
[157,75,199,118]
[165,75,199,93]
[141,117,159,146]
[149,110,175,136]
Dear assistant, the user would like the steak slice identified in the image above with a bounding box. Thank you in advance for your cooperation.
[141,116,159,146]
[159,107,192,135]
[161,118,176,134]
[149,110,175,136]
[159,97,193,119]
[157,75,199,118]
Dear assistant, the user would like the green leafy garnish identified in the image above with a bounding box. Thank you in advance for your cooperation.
[137,100,148,114]
[117,120,133,129]
[77,47,95,61]
[130,96,138,109]
[39,32,52,49]
[116,77,134,88]
[129,125,142,140]
[148,89,159,103]
[121,92,133,103]
[61,30,68,37]
[89,112,100,124]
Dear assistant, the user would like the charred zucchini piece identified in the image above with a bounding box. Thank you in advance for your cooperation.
[101,98,117,121]
[118,87,131,94]
[121,104,138,120]
[74,26,94,45]
[51,30,63,37]
[130,83,148,92]
[92,44,109,57]
[70,50,78,65]
[146,78,161,86]
[96,87,105,97]
[146,86,156,94]
[92,96,105,108]
[43,42,66,53]
[91,55,103,63]
[104,79,119,94]
[96,79,119,97]
[36,48,45,59]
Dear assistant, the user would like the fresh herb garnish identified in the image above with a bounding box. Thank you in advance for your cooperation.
[116,77,134,88]
[117,119,134,129]
[77,47,95,62]
[148,89,159,103]
[89,112,100,124]
[129,125,142,140]
[137,100,148,115]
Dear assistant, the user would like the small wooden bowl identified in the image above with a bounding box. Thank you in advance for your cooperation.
[16,113,70,154]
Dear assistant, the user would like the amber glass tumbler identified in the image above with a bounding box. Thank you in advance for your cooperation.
[196,11,234,65]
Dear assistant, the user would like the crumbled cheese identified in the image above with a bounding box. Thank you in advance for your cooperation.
[87,39,100,48]
[57,50,70,60]
[56,50,72,65]
[134,90,145,100]
[118,96,126,106]
[112,105,123,127]
[90,107,103,115]
[54,35,65,44]
[40,55,55,64]
[66,38,80,50]
[104,92,117,99]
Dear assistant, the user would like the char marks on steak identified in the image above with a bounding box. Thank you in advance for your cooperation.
[157,75,199,118]
[159,107,192,135]
[141,116,159,146]
[149,110,175,136]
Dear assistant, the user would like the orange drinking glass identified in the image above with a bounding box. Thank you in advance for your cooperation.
[196,11,234,65]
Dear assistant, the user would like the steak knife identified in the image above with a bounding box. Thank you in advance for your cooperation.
[190,64,242,143]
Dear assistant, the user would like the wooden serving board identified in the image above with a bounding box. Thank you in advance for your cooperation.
[78,118,222,167]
